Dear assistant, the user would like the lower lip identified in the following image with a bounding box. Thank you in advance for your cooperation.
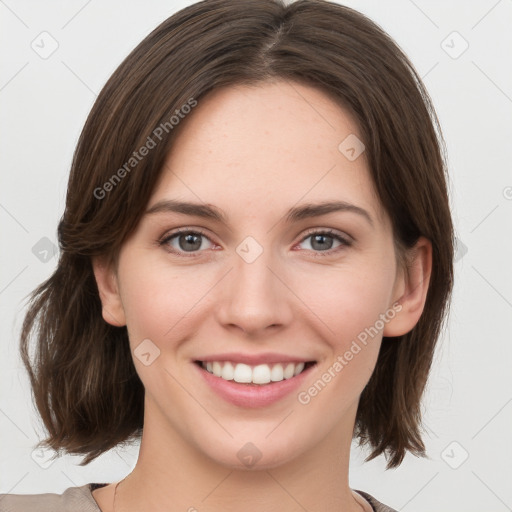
[193,362,316,408]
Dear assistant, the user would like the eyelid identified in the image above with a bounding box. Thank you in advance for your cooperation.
[298,227,353,244]
[159,227,216,252]
[158,226,353,257]
[293,227,353,257]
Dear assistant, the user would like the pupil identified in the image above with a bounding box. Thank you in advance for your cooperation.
[181,233,201,251]
[312,234,332,251]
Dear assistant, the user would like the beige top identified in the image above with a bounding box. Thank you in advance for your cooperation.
[0,483,397,511]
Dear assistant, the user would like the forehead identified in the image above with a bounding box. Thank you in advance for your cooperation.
[150,80,385,226]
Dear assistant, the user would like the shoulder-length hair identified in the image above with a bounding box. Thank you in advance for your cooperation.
[20,0,454,468]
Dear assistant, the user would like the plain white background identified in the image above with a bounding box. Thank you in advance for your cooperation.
[1,1,511,510]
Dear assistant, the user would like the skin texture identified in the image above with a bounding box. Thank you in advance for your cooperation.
[92,80,431,512]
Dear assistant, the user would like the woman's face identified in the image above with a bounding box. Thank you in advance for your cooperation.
[103,80,410,469]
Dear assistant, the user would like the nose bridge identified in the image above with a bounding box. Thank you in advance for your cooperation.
[216,236,291,334]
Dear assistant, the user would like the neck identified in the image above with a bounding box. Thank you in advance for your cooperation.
[114,398,362,512]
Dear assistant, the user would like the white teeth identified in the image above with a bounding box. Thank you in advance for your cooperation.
[270,364,284,382]
[212,361,222,377]
[283,363,295,379]
[293,362,305,376]
[221,362,234,380]
[200,360,309,384]
[233,363,252,383]
[252,364,271,384]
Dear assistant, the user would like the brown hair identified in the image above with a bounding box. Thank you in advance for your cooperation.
[20,0,454,468]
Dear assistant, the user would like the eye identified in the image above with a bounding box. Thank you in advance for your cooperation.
[296,229,352,256]
[159,228,216,257]
[159,227,352,258]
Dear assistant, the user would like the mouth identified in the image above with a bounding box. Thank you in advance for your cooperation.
[192,358,317,408]
[193,360,316,385]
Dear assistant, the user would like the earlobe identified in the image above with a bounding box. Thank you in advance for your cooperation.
[383,237,432,337]
[91,256,126,327]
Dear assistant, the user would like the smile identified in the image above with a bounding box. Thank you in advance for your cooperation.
[197,360,315,385]
[193,358,317,408]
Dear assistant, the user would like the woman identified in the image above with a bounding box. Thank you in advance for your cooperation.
[1,0,453,510]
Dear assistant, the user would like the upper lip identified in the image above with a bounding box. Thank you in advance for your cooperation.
[195,352,316,365]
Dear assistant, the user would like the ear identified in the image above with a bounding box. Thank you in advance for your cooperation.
[92,255,126,327]
[383,237,432,337]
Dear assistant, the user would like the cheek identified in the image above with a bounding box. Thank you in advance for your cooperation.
[290,258,396,400]
[291,260,397,345]
[116,255,197,346]
[293,270,393,421]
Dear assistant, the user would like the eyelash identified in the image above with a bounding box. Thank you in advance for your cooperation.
[158,227,352,259]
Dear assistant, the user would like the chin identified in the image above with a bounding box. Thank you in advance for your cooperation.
[198,433,309,472]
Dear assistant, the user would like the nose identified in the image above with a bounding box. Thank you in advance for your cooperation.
[215,247,293,336]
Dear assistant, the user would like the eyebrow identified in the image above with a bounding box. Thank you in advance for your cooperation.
[145,199,373,227]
